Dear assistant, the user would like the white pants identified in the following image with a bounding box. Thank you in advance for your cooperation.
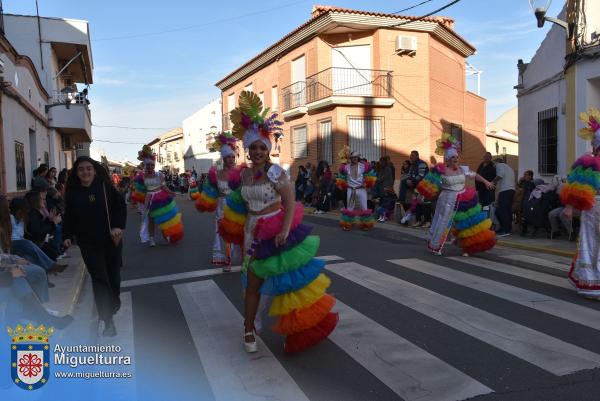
[347,187,368,211]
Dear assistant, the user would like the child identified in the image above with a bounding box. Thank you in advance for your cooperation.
[376,188,398,222]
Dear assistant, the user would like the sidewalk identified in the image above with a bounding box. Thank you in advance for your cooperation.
[45,245,87,316]
[304,207,577,258]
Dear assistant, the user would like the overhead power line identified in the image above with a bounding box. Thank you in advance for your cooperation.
[93,139,148,144]
[396,0,435,14]
[93,124,173,130]
[392,0,463,27]
[93,0,309,41]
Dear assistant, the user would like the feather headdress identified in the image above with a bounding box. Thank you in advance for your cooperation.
[338,145,351,165]
[230,91,283,151]
[210,131,238,158]
[578,108,600,150]
[435,132,460,160]
[137,145,156,164]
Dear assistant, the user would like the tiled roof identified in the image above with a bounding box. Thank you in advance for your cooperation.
[311,5,454,26]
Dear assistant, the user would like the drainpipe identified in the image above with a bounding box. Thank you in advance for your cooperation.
[35,0,44,70]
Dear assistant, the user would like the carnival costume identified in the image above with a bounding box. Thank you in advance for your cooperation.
[220,91,338,353]
[417,133,496,255]
[195,132,243,266]
[134,145,184,245]
[189,177,200,201]
[559,108,600,298]
[336,146,376,230]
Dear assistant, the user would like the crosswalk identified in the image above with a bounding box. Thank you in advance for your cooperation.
[92,253,600,401]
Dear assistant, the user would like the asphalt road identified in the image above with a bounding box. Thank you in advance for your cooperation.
[79,196,600,401]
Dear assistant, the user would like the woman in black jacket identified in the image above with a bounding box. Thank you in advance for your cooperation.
[24,190,61,260]
[63,156,127,337]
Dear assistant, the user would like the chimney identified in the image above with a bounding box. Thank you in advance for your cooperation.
[312,5,333,18]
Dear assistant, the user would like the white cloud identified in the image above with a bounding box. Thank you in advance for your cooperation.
[95,77,127,86]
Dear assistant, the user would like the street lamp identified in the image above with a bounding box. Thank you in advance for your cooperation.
[529,0,575,39]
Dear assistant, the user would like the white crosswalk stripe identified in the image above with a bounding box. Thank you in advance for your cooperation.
[447,256,570,289]
[327,261,600,375]
[500,254,571,272]
[108,252,600,401]
[330,300,492,401]
[174,280,310,401]
[389,258,600,331]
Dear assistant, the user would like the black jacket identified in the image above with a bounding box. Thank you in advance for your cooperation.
[63,178,127,245]
[25,209,55,245]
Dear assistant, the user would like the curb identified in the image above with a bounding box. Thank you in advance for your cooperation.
[46,246,87,317]
[495,240,576,258]
[304,207,576,258]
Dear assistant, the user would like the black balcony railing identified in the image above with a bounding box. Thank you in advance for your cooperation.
[306,67,393,104]
[281,81,306,112]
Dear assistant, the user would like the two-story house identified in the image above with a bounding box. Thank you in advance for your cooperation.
[0,11,93,193]
[216,5,486,179]
[182,99,222,174]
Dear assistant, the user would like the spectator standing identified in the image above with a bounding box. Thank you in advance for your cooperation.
[315,162,333,213]
[32,165,49,192]
[191,167,198,180]
[399,151,428,208]
[475,152,496,207]
[517,170,536,235]
[493,158,516,236]
[295,165,308,201]
[57,168,68,185]
[63,156,127,337]
[376,156,394,201]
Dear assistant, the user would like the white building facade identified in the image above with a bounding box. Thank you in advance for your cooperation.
[182,99,221,174]
[517,3,600,179]
[1,13,93,193]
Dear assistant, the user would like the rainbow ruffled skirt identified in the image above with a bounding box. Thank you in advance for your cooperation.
[148,190,184,244]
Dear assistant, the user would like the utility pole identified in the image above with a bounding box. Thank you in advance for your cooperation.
[564,0,580,167]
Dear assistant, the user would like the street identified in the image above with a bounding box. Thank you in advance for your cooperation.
[66,197,600,401]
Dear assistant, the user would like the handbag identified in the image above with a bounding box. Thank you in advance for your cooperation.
[103,183,122,246]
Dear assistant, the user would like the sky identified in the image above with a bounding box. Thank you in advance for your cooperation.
[4,0,565,161]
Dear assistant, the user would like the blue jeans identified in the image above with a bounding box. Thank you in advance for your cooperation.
[11,239,54,271]
[50,223,63,253]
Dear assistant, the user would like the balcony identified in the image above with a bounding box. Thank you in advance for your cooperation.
[281,68,394,118]
[48,91,92,143]
[281,81,308,119]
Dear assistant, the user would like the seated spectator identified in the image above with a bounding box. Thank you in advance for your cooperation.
[411,196,433,228]
[24,191,61,260]
[295,165,307,201]
[376,188,398,222]
[522,179,559,237]
[8,197,66,274]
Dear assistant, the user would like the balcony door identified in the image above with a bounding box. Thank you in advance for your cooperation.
[332,45,372,96]
[348,117,381,162]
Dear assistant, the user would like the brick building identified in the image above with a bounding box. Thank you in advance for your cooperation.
[216,5,486,179]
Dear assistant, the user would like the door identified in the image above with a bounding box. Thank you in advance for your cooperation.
[348,118,381,162]
[332,45,372,96]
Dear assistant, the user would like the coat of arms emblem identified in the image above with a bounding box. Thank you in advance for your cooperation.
[7,323,53,390]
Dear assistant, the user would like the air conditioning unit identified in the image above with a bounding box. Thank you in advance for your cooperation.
[395,35,417,54]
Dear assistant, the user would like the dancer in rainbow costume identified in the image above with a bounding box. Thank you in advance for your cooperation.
[133,145,184,246]
[195,132,243,269]
[336,146,376,230]
[417,133,496,256]
[560,108,600,299]
[220,91,338,353]
[188,177,200,201]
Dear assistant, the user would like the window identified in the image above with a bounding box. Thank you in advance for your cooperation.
[450,123,463,152]
[292,125,308,159]
[15,141,26,190]
[348,118,382,162]
[227,93,235,112]
[318,120,333,164]
[502,146,507,156]
[259,91,265,105]
[271,86,278,111]
[538,107,558,175]
[244,83,253,93]
[44,151,49,166]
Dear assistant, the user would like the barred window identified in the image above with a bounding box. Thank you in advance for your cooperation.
[292,125,308,159]
[538,107,558,175]
[15,141,26,190]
